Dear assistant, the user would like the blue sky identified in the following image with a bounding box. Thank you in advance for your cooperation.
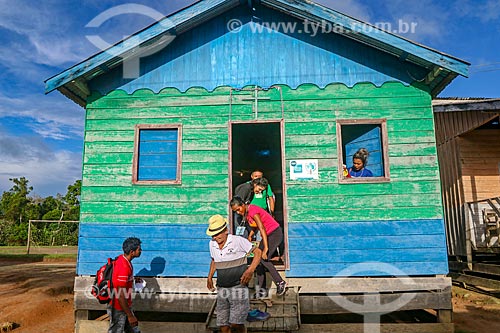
[0,0,499,197]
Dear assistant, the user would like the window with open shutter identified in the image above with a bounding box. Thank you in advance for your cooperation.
[337,119,390,183]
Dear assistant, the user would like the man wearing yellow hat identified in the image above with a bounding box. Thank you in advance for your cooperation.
[206,214,262,333]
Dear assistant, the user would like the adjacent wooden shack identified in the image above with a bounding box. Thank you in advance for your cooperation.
[433,98,500,286]
[46,0,469,331]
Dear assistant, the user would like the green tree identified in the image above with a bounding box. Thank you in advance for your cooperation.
[0,177,81,245]
[0,177,34,245]
[42,209,63,220]
[40,196,61,217]
[64,180,81,207]
[0,177,33,223]
[63,180,81,221]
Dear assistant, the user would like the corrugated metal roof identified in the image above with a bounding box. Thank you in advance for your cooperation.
[436,97,479,100]
[432,98,500,112]
[45,0,470,106]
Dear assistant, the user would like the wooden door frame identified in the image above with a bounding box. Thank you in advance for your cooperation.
[228,119,289,270]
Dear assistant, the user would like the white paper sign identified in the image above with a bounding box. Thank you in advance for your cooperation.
[290,159,319,180]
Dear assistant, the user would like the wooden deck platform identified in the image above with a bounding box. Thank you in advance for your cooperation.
[449,260,500,291]
[74,276,453,333]
[76,321,453,333]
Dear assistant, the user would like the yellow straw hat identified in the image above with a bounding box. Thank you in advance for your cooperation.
[206,215,228,236]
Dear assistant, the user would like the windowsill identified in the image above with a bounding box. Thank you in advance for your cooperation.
[132,180,182,185]
[339,177,390,184]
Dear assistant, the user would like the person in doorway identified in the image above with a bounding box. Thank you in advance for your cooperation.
[108,237,143,333]
[233,179,254,238]
[206,215,262,333]
[347,148,373,177]
[250,170,275,215]
[250,177,275,216]
[233,170,274,237]
[250,172,283,261]
[230,196,287,297]
[234,169,275,214]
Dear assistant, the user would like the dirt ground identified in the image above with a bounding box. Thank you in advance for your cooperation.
[452,286,500,333]
[1,259,500,333]
[0,259,75,333]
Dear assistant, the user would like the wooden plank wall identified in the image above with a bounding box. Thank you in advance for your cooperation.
[77,224,209,276]
[459,129,500,202]
[89,5,424,95]
[460,129,500,249]
[83,87,234,225]
[434,110,499,257]
[287,219,448,276]
[80,82,448,277]
[283,83,440,222]
[83,82,440,224]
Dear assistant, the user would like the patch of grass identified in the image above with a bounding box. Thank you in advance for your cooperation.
[44,253,77,261]
[455,330,477,333]
[0,245,77,255]
[0,253,76,262]
[0,246,27,254]
[0,246,77,262]
[0,253,45,262]
[45,253,77,259]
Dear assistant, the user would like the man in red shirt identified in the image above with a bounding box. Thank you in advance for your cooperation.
[108,237,142,333]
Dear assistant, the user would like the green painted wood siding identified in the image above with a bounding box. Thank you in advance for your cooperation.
[81,82,441,224]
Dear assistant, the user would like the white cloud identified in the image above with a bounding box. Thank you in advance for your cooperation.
[455,0,500,23]
[30,37,89,66]
[0,130,82,197]
[481,0,500,21]
[0,1,90,66]
[309,0,451,45]
[366,0,447,43]
[0,92,84,140]
[316,0,372,22]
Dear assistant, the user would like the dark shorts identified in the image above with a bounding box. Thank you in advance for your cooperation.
[216,284,250,327]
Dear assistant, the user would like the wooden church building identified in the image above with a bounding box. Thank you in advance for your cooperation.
[45,0,469,332]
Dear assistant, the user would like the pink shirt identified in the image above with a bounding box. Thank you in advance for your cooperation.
[247,204,279,235]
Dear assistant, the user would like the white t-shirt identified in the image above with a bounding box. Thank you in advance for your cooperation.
[209,234,253,287]
[210,234,252,262]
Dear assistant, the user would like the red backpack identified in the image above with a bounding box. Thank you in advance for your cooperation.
[91,257,117,304]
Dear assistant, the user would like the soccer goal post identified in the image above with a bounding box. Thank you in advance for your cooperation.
[26,220,79,254]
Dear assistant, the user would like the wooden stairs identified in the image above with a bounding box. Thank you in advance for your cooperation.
[206,287,300,332]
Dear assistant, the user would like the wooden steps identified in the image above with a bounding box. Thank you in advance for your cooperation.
[206,287,300,332]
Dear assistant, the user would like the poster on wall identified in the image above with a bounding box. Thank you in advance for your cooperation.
[290,159,319,180]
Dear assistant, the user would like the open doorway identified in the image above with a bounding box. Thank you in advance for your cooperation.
[230,121,286,267]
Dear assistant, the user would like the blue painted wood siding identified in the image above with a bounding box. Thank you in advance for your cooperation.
[287,219,449,277]
[78,223,209,276]
[89,6,428,95]
[77,219,448,277]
